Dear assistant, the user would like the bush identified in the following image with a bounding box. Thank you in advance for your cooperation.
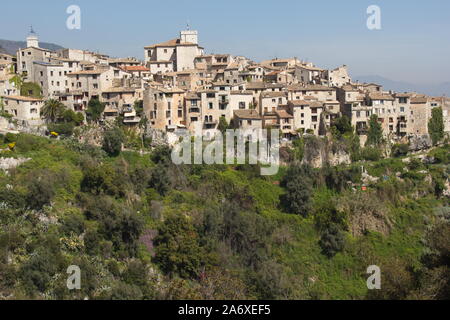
[360,147,382,161]
[4,133,17,144]
[102,128,124,157]
[429,146,449,164]
[15,134,48,153]
[392,144,409,158]
[25,169,57,210]
[48,122,75,137]
[319,224,346,258]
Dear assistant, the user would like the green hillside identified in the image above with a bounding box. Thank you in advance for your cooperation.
[0,133,448,300]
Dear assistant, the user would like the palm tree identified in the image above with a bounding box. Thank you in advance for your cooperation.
[41,99,65,123]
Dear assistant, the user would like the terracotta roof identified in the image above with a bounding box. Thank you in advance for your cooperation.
[68,70,103,75]
[368,93,395,101]
[395,93,413,98]
[261,91,287,98]
[148,60,173,64]
[289,100,311,106]
[186,92,201,100]
[288,84,334,91]
[245,82,266,90]
[121,65,150,72]
[145,39,179,49]
[230,90,253,95]
[411,97,428,104]
[1,95,43,102]
[275,110,293,118]
[234,109,261,120]
[102,87,136,93]
[144,39,197,49]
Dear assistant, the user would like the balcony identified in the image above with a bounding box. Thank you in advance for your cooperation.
[188,107,201,114]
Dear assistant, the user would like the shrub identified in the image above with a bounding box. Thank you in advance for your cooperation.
[392,144,409,158]
[47,122,75,137]
[4,133,17,144]
[360,147,382,161]
[15,134,48,153]
[319,224,346,258]
[102,128,124,157]
[25,169,57,210]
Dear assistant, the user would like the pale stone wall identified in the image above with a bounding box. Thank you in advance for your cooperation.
[2,97,42,122]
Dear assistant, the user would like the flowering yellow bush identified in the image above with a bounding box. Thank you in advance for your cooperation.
[50,131,59,137]
[8,142,16,150]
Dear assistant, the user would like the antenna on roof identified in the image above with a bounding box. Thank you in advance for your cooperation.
[186,20,190,30]
[30,25,35,34]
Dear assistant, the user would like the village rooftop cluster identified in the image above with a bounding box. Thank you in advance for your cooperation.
[1,27,449,143]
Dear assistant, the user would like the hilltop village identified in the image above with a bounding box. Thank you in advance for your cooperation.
[1,27,449,145]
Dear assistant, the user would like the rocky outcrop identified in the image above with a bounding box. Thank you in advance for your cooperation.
[301,136,351,168]
[408,134,433,152]
[0,157,31,171]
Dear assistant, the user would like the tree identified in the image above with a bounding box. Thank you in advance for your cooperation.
[102,128,124,156]
[62,109,84,126]
[428,107,444,145]
[218,116,229,134]
[280,164,314,216]
[86,98,105,123]
[332,115,353,137]
[153,214,204,279]
[366,114,383,146]
[41,99,65,123]
[319,224,346,258]
[150,164,170,196]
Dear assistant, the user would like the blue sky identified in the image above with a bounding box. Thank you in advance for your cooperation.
[1,0,449,84]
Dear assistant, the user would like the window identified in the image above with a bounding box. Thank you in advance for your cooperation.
[247,120,252,125]
[239,102,245,109]
[208,102,213,109]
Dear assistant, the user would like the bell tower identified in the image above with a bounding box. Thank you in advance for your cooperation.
[180,23,198,44]
[26,26,39,48]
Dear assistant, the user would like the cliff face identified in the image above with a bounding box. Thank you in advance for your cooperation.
[301,136,351,168]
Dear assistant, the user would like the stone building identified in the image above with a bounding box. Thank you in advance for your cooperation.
[1,95,43,125]
[144,28,204,73]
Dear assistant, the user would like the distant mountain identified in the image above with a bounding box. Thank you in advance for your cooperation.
[353,75,450,97]
[0,39,64,56]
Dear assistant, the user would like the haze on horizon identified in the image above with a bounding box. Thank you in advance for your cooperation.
[1,0,449,86]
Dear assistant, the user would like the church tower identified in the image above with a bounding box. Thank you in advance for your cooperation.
[26,26,39,48]
[180,23,198,44]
